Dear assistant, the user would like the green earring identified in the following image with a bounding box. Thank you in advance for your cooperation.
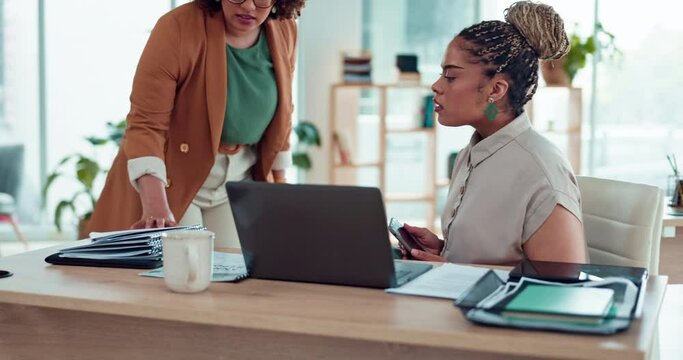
[485,97,499,121]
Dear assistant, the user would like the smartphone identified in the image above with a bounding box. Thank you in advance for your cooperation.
[388,218,423,253]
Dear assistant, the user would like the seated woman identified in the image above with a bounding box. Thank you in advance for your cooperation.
[403,1,587,265]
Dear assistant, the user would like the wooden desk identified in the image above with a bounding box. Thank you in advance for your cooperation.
[0,244,668,360]
[659,285,683,358]
[662,201,683,236]
[663,213,683,234]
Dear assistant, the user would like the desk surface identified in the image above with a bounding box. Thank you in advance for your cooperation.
[663,212,683,227]
[0,243,668,360]
[663,201,683,227]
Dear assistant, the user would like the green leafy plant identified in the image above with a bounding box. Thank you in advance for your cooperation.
[42,120,126,231]
[292,121,321,170]
[564,23,620,83]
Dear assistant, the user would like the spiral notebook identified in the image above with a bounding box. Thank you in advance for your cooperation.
[45,225,204,269]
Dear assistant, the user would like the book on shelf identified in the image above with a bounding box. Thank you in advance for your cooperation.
[343,73,372,84]
[396,54,418,72]
[343,62,372,73]
[396,54,420,84]
[44,225,205,269]
[397,71,421,84]
[422,94,434,128]
[342,50,372,84]
[343,50,372,64]
[332,131,352,165]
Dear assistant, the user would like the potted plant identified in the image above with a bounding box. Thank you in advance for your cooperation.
[42,120,126,238]
[292,120,321,172]
[542,23,619,86]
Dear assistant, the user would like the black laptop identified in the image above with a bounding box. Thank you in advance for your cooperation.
[226,182,432,288]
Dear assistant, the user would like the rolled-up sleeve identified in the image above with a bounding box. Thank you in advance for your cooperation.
[522,185,582,243]
[271,150,292,170]
[127,156,168,192]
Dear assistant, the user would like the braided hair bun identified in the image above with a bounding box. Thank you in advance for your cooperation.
[504,1,569,60]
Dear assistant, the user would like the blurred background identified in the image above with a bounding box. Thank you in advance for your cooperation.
[1,0,682,248]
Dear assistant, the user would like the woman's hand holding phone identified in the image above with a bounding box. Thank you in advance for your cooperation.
[401,223,447,262]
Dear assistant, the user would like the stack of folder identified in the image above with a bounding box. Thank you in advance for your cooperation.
[45,225,204,269]
[454,260,647,335]
[342,51,372,84]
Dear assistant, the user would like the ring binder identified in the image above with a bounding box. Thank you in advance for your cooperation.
[45,225,205,269]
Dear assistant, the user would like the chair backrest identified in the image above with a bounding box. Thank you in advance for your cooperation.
[576,176,663,275]
[0,144,24,199]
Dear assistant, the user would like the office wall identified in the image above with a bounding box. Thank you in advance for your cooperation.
[297,0,363,183]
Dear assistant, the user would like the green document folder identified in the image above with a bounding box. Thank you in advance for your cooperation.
[503,285,615,324]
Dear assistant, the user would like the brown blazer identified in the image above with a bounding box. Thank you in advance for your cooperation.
[88,4,297,232]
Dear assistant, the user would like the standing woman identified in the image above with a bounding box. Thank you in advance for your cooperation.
[88,0,306,247]
[403,1,587,265]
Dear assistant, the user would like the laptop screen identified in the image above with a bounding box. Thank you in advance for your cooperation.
[226,182,398,288]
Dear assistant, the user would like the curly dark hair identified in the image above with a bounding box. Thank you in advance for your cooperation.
[457,1,569,116]
[194,0,305,20]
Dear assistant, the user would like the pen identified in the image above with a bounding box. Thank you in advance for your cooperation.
[667,154,679,177]
[675,154,679,176]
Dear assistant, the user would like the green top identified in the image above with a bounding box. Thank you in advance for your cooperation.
[222,29,278,145]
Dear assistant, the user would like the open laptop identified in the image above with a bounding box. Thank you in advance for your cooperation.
[226,182,432,288]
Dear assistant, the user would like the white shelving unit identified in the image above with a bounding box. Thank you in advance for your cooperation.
[329,83,438,227]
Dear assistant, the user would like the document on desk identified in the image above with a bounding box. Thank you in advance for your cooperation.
[139,252,248,282]
[89,225,205,242]
[386,263,510,300]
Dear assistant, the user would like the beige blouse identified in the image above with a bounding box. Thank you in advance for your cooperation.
[440,112,582,265]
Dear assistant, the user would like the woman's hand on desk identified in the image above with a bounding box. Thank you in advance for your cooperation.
[130,174,179,229]
[130,209,178,229]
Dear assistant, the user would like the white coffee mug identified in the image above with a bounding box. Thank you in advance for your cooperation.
[161,230,214,293]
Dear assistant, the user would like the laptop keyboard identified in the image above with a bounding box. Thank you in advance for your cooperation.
[395,269,411,281]
[394,261,433,287]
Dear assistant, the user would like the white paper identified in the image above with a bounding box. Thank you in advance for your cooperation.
[139,251,248,282]
[89,224,204,242]
[385,263,509,300]
[60,249,153,259]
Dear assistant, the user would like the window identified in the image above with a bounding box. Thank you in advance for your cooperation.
[3,0,40,223]
[2,1,170,225]
[592,0,683,190]
[0,0,6,130]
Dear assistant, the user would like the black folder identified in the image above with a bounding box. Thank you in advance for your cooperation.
[45,225,204,269]
[509,259,648,286]
[454,270,639,335]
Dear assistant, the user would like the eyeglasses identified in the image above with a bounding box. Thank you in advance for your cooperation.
[227,0,276,9]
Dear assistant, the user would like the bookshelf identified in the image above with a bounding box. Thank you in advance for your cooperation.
[526,86,583,173]
[329,83,438,227]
